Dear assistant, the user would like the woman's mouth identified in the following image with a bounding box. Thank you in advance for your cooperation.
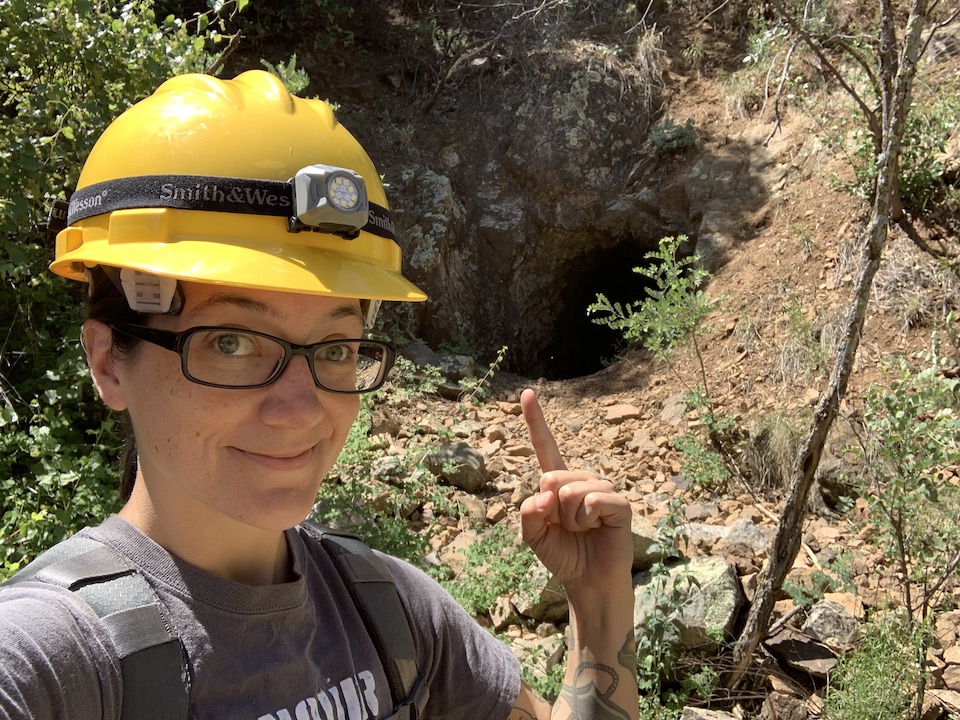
[235,446,316,470]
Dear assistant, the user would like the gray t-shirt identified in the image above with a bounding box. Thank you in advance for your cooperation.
[0,516,520,719]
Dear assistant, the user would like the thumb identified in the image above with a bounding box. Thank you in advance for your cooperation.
[519,490,555,546]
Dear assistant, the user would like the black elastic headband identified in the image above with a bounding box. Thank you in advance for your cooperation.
[59,174,396,241]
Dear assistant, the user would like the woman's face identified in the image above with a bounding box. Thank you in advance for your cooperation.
[90,282,364,532]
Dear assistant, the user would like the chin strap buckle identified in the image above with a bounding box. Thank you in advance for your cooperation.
[120,269,182,314]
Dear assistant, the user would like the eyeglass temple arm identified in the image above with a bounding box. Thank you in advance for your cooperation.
[112,324,183,351]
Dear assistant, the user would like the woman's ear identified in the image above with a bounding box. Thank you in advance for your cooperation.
[83,319,128,411]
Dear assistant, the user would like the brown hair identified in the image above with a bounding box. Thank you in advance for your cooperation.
[86,266,146,501]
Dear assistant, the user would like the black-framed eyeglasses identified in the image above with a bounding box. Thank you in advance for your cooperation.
[111,324,396,393]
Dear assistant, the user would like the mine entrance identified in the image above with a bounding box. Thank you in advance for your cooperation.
[536,240,658,380]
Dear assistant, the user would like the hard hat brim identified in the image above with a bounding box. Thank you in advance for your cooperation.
[51,239,427,302]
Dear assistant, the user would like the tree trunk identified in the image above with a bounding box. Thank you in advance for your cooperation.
[727,0,931,689]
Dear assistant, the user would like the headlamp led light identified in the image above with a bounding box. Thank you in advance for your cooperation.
[291,165,369,237]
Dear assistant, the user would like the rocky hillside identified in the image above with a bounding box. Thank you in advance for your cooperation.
[231,2,960,716]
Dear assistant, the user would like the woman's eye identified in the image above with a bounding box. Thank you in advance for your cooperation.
[320,344,351,363]
[214,333,255,356]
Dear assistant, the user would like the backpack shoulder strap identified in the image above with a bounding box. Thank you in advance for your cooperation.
[5,535,189,720]
[302,520,429,720]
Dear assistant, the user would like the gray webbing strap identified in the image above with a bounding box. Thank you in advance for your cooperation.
[8,527,424,720]
[305,522,429,720]
[5,536,189,720]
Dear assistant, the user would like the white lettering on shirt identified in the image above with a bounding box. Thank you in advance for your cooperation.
[257,671,378,720]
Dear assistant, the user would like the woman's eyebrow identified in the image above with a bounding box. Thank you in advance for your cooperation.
[328,304,365,323]
[191,293,282,319]
[190,293,364,323]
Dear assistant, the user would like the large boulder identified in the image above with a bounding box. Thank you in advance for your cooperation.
[633,556,744,654]
[425,442,489,493]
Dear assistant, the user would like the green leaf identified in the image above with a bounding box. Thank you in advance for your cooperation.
[0,405,18,426]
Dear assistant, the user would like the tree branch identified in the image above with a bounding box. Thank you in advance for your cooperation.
[727,0,932,689]
[770,0,880,137]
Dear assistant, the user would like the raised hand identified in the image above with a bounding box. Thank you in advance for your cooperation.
[518,388,634,595]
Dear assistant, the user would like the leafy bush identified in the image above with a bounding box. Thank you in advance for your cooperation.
[898,92,960,212]
[782,552,854,608]
[812,40,959,214]
[439,521,554,699]
[457,345,508,405]
[823,613,925,720]
[634,500,720,718]
[0,0,231,579]
[589,236,738,491]
[316,368,449,569]
[317,341,516,567]
[260,54,310,95]
[815,335,960,716]
[588,235,715,359]
[847,337,960,621]
[442,521,537,617]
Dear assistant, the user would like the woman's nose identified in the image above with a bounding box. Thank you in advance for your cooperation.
[258,354,325,425]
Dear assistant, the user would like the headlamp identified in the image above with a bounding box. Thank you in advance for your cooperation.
[54,165,395,244]
[290,165,369,237]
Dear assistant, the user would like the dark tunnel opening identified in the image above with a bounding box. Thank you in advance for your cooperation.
[537,241,659,380]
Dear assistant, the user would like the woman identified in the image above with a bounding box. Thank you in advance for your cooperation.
[0,70,638,720]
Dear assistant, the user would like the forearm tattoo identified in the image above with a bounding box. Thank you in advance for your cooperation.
[618,631,638,685]
[555,663,630,720]
[553,631,637,720]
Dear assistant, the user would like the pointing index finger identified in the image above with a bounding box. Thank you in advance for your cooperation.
[520,388,567,473]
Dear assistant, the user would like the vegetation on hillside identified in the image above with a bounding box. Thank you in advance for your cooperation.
[0,0,233,576]
[3,0,960,717]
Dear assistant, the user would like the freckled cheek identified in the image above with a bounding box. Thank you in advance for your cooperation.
[156,387,220,454]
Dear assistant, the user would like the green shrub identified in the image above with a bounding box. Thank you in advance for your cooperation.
[783,552,854,608]
[847,337,960,621]
[260,54,310,95]
[514,637,564,705]
[442,521,537,617]
[823,613,925,720]
[457,345,508,405]
[814,50,959,213]
[316,375,448,569]
[634,500,719,717]
[0,0,232,579]
[589,236,738,491]
[898,92,960,212]
[588,235,715,360]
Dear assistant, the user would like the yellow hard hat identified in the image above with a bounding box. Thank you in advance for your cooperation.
[50,70,426,307]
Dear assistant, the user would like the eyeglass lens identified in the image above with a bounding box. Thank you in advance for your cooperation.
[182,329,385,391]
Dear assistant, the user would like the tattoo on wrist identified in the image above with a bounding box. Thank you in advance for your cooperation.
[554,661,631,720]
[618,630,638,685]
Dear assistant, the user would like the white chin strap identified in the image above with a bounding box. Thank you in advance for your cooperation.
[120,269,180,313]
[362,299,382,331]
